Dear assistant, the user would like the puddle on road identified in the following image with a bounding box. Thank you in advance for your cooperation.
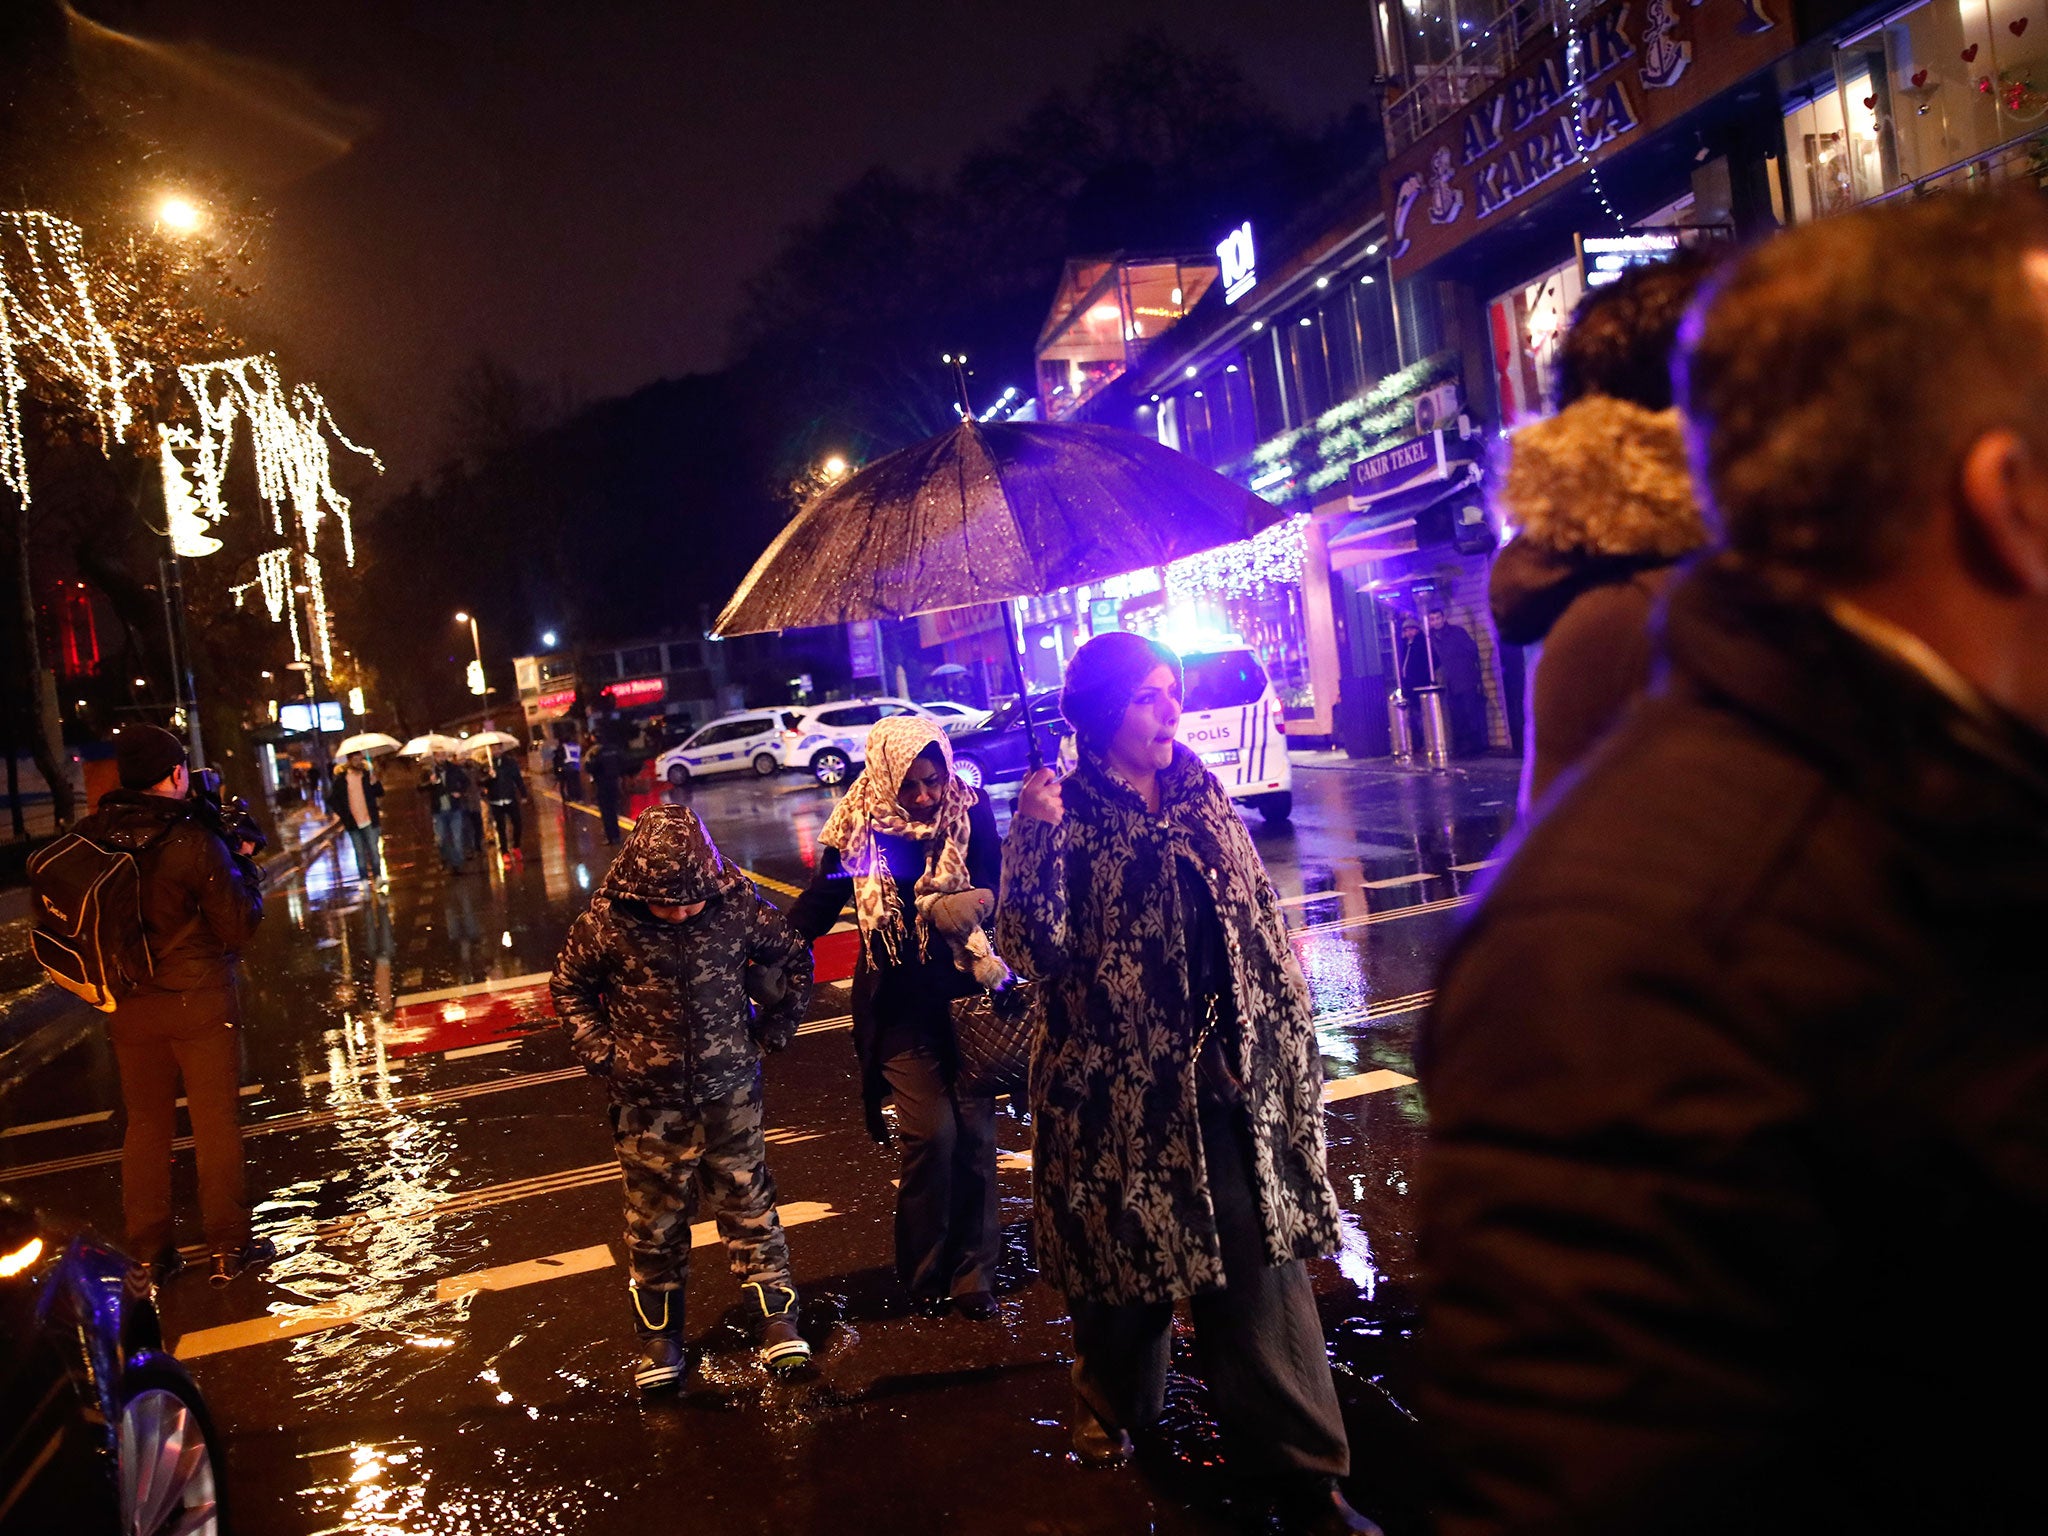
[297,1437,614,1534]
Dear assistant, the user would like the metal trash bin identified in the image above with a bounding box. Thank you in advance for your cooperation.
[1386,689,1414,763]
[1414,686,1451,770]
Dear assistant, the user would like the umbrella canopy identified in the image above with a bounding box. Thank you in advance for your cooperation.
[926,662,969,678]
[714,418,1284,636]
[335,732,403,759]
[461,730,521,756]
[399,733,466,757]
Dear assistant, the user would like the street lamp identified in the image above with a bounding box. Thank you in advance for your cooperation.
[541,630,558,650]
[456,612,486,697]
[156,195,204,235]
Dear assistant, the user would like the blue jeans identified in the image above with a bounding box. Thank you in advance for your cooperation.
[346,825,382,881]
[432,807,468,870]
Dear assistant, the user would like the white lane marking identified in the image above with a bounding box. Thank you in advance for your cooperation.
[794,1014,853,1037]
[436,1243,615,1302]
[1323,1068,1418,1102]
[175,1297,374,1360]
[174,1084,263,1107]
[1361,873,1436,890]
[998,1149,1033,1172]
[1276,889,1343,908]
[2,1110,114,1138]
[394,971,554,1008]
[1449,858,1503,873]
[443,1040,517,1061]
[1292,893,1474,938]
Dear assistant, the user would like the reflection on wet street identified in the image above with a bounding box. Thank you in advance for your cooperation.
[0,754,1520,1535]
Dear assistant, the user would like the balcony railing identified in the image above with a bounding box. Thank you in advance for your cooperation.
[1384,0,1579,155]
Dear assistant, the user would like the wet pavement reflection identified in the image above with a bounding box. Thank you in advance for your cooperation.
[0,752,1522,1534]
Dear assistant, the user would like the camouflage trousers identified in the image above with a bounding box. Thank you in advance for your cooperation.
[610,1083,792,1292]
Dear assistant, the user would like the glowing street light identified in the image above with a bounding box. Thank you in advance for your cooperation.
[541,630,558,649]
[821,455,848,480]
[157,195,204,235]
[456,612,486,696]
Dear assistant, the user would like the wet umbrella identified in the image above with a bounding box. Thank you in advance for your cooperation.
[461,730,520,756]
[399,733,465,757]
[715,417,1283,764]
[335,731,403,759]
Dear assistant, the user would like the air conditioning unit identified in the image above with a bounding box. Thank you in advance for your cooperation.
[1414,383,1462,435]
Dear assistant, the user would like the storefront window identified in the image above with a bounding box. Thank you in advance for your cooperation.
[1788,0,2046,211]
[1249,331,1290,439]
[1488,258,1585,424]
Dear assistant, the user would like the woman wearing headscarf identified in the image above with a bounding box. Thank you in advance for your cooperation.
[789,714,1008,1320]
[999,632,1374,1536]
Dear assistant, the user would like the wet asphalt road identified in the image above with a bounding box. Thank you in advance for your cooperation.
[0,754,1521,1535]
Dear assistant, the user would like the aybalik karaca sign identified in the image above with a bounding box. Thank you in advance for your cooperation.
[1383,0,1792,280]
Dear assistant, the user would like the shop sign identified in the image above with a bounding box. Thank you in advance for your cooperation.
[1217,222,1257,303]
[1383,0,1790,280]
[1579,230,1683,286]
[604,677,665,706]
[847,620,882,680]
[535,687,576,716]
[1348,430,1476,509]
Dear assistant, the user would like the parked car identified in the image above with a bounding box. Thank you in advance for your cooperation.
[945,692,1070,791]
[0,1194,224,1535]
[915,700,993,735]
[655,710,798,785]
[1175,647,1293,822]
[782,698,938,785]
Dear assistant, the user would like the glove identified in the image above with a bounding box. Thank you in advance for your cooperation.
[743,962,788,1009]
[925,889,994,938]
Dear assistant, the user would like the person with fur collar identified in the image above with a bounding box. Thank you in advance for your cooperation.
[1489,253,1718,808]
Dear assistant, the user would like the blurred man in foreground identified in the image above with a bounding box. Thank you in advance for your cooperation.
[1420,191,2048,1533]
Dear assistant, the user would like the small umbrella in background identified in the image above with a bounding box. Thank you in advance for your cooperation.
[926,662,969,678]
[335,731,403,759]
[716,417,1283,765]
[399,733,465,757]
[461,730,521,757]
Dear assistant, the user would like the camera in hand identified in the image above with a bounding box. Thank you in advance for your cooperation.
[191,767,268,858]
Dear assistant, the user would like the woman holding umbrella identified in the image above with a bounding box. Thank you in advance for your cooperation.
[999,632,1372,1535]
[789,715,1010,1320]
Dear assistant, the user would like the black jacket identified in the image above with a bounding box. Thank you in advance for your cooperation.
[74,789,263,998]
[551,805,812,1108]
[419,762,470,814]
[1420,557,2048,1535]
[485,757,527,804]
[789,794,1000,1140]
[326,766,383,829]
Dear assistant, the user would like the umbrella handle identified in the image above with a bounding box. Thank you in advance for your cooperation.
[1001,602,1045,774]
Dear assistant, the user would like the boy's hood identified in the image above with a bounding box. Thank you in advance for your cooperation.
[1495,396,1706,560]
[597,804,743,907]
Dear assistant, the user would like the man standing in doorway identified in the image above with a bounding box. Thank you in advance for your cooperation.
[1428,607,1488,755]
[77,725,269,1286]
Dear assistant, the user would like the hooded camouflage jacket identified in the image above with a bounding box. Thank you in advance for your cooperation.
[551,805,812,1107]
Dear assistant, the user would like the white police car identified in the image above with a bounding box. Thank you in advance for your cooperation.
[655,711,797,785]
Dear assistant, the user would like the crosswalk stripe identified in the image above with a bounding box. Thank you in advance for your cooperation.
[175,1297,375,1361]
[1,1110,114,1139]
[1323,1068,1418,1102]
[394,972,553,1008]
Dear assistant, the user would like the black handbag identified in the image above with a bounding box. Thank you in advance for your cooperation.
[949,981,1036,1099]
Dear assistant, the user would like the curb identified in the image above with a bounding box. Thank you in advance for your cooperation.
[0,815,343,1103]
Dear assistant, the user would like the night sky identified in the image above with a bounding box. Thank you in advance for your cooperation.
[80,1,1377,480]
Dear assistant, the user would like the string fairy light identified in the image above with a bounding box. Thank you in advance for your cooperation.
[176,355,381,565]
[159,426,222,558]
[1166,514,1309,603]
[303,548,333,673]
[0,211,148,504]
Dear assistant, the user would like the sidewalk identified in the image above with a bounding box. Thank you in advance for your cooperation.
[0,804,342,1101]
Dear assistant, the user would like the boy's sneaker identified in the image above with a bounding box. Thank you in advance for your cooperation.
[745,1281,812,1377]
[629,1283,688,1393]
[207,1235,276,1289]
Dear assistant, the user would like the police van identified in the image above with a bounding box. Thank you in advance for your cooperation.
[1053,645,1293,821]
[1178,647,1293,822]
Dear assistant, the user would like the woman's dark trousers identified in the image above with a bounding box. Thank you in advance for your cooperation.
[882,1048,1000,1300]
[1068,1104,1349,1482]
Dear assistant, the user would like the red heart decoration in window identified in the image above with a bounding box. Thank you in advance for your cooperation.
[1912,68,1930,86]
[2013,16,2029,34]
[1963,42,1980,60]
[1863,94,1877,107]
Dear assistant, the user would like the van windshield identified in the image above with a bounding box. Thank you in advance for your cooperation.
[1182,651,1267,712]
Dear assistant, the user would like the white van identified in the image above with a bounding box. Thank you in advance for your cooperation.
[1177,648,1293,822]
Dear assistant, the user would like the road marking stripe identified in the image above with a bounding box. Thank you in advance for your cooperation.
[175,1297,375,1361]
[395,972,553,1008]
[1292,893,1474,938]
[1276,889,1342,908]
[1449,858,1503,873]
[434,1243,615,1302]
[443,1040,518,1060]
[1361,872,1436,890]
[174,1084,263,1107]
[1,1110,114,1138]
[794,1014,853,1036]
[1323,1068,1418,1102]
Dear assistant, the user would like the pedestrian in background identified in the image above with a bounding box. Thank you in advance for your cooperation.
[486,748,528,859]
[326,749,384,885]
[1000,632,1375,1536]
[551,805,815,1390]
[1426,607,1487,755]
[588,733,624,845]
[420,752,471,873]
[1487,250,1717,807]
[790,715,1008,1321]
[76,726,270,1287]
[561,735,584,802]
[1421,192,2048,1535]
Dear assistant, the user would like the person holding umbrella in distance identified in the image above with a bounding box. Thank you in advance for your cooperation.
[999,632,1376,1536]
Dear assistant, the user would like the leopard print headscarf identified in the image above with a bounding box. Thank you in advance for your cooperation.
[819,714,977,967]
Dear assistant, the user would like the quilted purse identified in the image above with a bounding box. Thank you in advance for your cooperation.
[949,980,1036,1098]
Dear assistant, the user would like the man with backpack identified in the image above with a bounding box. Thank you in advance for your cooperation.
[70,725,268,1287]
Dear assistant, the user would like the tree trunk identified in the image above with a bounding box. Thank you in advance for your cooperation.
[9,489,73,827]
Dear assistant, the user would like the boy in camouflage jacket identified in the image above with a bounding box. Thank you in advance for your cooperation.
[551,805,814,1390]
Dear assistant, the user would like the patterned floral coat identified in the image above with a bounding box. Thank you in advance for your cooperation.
[998,745,1341,1305]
